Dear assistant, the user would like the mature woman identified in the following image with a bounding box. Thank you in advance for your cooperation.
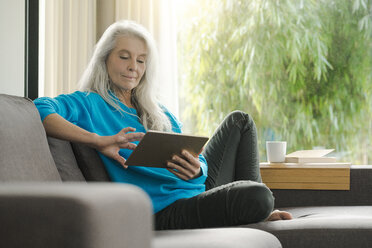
[34,20,292,230]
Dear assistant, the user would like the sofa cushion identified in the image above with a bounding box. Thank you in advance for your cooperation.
[47,137,85,181]
[0,94,61,181]
[71,143,110,181]
[154,228,282,248]
[246,206,372,248]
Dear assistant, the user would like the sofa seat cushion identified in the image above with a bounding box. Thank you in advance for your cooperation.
[245,206,372,248]
[154,228,282,248]
[0,94,61,181]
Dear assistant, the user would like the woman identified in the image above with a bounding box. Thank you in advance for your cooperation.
[34,20,292,230]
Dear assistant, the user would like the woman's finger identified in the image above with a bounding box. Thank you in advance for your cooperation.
[125,132,145,142]
[119,142,137,150]
[113,153,128,169]
[120,127,136,134]
[167,168,189,181]
[117,131,144,143]
[167,161,194,179]
[171,155,199,176]
[181,150,199,166]
[178,151,201,174]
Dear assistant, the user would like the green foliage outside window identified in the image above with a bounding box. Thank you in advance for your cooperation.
[177,0,372,164]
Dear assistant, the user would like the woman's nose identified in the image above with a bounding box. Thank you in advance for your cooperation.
[128,59,137,71]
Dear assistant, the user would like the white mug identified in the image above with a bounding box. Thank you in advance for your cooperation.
[266,141,287,163]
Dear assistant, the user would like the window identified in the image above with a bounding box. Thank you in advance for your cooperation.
[176,0,372,164]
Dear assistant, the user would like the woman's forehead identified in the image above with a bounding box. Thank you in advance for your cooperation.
[114,35,147,55]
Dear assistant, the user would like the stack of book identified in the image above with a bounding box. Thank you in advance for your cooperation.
[260,149,351,190]
[284,149,337,163]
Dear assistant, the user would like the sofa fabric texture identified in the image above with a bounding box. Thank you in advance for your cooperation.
[0,183,152,248]
[47,136,111,182]
[154,228,282,248]
[246,206,372,248]
[47,137,86,181]
[71,142,111,182]
[0,94,153,248]
[0,94,61,181]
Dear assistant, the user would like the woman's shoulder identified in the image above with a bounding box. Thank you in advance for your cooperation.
[71,90,99,98]
[68,91,106,103]
[34,91,106,107]
[159,104,183,133]
[159,104,175,119]
[36,91,92,100]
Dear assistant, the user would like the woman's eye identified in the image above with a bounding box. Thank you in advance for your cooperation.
[137,60,145,64]
[120,56,129,60]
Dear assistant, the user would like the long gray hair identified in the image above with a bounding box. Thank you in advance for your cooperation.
[79,20,171,131]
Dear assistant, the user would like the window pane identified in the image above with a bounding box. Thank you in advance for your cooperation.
[177,0,372,164]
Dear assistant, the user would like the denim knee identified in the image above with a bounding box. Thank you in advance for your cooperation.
[248,183,275,221]
[227,181,274,224]
[225,111,255,130]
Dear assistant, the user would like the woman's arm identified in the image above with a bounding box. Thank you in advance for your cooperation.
[43,113,144,168]
[43,113,99,146]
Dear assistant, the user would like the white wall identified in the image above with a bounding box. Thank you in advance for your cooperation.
[0,0,25,96]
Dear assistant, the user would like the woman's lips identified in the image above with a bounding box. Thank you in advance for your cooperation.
[121,74,137,80]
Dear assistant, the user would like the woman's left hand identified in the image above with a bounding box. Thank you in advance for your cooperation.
[166,150,201,180]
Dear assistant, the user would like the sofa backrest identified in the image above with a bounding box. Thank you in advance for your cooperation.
[0,94,61,181]
[47,136,111,182]
[47,137,86,181]
[0,94,111,182]
[70,142,111,181]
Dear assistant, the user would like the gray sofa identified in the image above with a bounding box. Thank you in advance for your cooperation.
[0,94,280,248]
[1,94,371,248]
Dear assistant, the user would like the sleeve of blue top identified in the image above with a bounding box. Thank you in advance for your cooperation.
[197,153,208,181]
[33,92,89,124]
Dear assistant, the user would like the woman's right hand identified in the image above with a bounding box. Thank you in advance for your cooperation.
[93,127,145,168]
[42,114,144,168]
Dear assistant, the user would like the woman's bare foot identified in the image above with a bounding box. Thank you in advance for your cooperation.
[266,210,293,221]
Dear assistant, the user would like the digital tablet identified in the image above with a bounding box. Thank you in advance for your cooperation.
[125,130,209,167]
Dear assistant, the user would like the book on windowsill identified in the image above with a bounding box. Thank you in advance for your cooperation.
[284,149,337,163]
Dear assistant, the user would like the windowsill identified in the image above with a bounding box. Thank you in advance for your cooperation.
[351,165,372,169]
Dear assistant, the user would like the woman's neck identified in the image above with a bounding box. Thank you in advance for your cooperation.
[114,88,134,109]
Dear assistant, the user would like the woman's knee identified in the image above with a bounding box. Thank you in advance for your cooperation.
[228,181,274,223]
[249,183,275,219]
[225,111,255,130]
[236,181,273,206]
[226,110,250,121]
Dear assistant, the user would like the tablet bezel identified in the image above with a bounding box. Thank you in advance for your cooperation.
[124,130,209,167]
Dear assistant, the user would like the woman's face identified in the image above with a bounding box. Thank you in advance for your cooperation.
[106,35,147,92]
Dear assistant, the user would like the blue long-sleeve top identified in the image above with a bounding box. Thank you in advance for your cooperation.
[34,91,207,213]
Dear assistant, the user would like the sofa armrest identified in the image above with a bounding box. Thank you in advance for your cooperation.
[0,183,152,248]
[272,165,372,208]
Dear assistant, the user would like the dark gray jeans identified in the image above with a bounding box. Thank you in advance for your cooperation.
[155,111,274,230]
